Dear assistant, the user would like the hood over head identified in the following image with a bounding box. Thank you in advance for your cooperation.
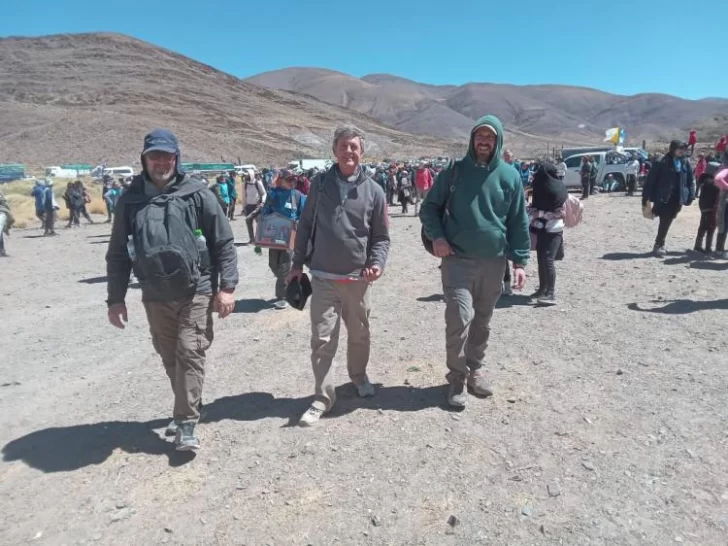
[468,115,504,167]
[531,161,568,211]
[140,129,183,178]
[669,139,688,155]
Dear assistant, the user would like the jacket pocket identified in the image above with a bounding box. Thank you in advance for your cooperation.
[449,227,506,258]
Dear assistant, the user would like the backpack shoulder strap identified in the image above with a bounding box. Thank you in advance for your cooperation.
[444,160,460,210]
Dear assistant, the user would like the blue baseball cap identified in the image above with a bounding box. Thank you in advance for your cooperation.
[143,129,179,155]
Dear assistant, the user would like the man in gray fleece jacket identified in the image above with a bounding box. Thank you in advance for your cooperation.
[288,124,390,426]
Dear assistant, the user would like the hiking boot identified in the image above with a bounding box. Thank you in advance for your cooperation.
[653,245,666,258]
[174,421,200,451]
[448,380,468,408]
[356,378,376,398]
[537,293,557,306]
[165,402,205,437]
[274,299,289,310]
[502,282,513,296]
[693,245,705,253]
[467,369,493,397]
[299,403,326,427]
[0,250,7,258]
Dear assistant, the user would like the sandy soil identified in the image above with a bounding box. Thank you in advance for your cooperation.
[1,194,727,545]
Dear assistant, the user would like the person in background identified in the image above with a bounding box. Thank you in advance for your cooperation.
[626,154,640,196]
[502,149,515,166]
[31,180,46,226]
[76,181,94,224]
[589,156,599,195]
[556,157,567,180]
[296,173,311,196]
[642,140,695,257]
[43,179,58,236]
[529,162,567,305]
[242,171,267,245]
[63,182,81,228]
[694,159,719,254]
[287,125,390,426]
[420,115,529,408]
[710,152,728,258]
[387,168,397,206]
[226,171,238,220]
[104,181,122,224]
[398,168,413,215]
[518,161,531,189]
[414,163,434,215]
[0,190,14,257]
[688,129,697,156]
[212,174,230,216]
[261,169,306,309]
[716,135,727,158]
[580,156,592,199]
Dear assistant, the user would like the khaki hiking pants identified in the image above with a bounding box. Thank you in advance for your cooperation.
[310,277,371,410]
[441,256,506,383]
[143,294,214,422]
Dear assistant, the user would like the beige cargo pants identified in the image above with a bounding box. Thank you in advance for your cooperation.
[143,294,214,422]
[441,256,506,383]
[309,277,371,410]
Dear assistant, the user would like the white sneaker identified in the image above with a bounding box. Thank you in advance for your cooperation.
[274,299,289,310]
[299,405,325,427]
[356,378,376,398]
[502,283,514,296]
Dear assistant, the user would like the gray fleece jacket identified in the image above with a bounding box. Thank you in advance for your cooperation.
[292,165,390,277]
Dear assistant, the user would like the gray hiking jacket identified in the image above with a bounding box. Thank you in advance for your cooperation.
[292,165,390,276]
[106,174,238,305]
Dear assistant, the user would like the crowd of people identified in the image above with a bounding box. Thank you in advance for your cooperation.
[1,120,725,452]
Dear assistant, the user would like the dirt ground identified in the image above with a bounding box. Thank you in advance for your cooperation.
[1,194,727,546]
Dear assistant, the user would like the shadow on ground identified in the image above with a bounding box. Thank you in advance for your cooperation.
[627,299,728,315]
[496,295,532,308]
[233,298,276,313]
[689,261,728,271]
[601,251,683,261]
[2,386,446,473]
[417,294,445,303]
[78,276,140,289]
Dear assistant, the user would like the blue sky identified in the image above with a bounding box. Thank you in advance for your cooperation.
[2,0,726,99]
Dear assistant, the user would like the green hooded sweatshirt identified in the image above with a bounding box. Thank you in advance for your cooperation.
[419,115,530,265]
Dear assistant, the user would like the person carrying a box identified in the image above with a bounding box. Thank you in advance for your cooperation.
[261,169,306,309]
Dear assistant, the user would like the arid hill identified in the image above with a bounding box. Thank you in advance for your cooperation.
[248,67,728,143]
[0,33,458,169]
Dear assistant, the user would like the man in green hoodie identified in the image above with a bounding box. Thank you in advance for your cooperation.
[420,115,530,408]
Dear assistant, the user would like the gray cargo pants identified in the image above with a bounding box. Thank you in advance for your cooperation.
[441,256,506,383]
[143,294,214,422]
[309,277,371,410]
[269,249,293,300]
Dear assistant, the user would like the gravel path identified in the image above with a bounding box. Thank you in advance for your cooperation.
[1,194,726,545]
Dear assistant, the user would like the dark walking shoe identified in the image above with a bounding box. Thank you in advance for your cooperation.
[174,422,200,451]
[537,293,557,306]
[467,369,493,397]
[653,245,666,258]
[693,245,705,253]
[448,380,468,408]
[529,288,545,300]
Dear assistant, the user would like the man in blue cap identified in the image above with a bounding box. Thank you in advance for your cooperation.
[106,129,239,451]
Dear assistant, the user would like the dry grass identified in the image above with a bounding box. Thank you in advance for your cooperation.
[2,177,105,228]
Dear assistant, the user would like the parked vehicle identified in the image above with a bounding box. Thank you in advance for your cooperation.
[563,151,632,190]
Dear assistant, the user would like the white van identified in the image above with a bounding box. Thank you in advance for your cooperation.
[563,151,631,190]
[104,166,134,178]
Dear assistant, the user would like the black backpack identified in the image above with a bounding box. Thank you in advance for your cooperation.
[421,161,459,256]
[128,181,209,299]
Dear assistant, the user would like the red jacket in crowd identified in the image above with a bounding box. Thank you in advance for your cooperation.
[688,130,697,146]
[415,167,433,191]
